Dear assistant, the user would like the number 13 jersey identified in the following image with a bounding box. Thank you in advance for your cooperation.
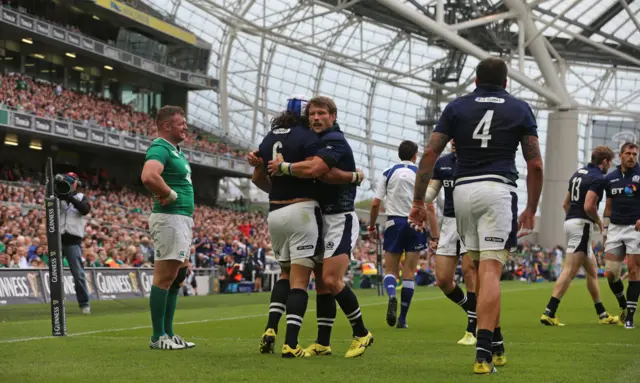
[565,163,606,222]
[434,85,538,187]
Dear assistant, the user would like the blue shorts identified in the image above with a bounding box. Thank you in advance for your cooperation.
[383,216,427,254]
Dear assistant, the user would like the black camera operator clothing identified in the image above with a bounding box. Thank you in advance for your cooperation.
[59,191,91,310]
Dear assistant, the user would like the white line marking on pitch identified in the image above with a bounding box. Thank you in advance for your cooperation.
[0,284,548,344]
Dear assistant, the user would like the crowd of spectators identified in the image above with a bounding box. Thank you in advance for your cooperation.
[0,165,274,288]
[0,72,246,159]
[1,160,622,293]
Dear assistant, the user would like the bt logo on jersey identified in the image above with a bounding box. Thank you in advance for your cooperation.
[611,185,636,196]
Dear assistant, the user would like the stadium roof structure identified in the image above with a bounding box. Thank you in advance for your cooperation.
[144,0,640,208]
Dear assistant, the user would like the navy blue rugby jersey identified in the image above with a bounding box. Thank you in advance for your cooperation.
[432,153,456,217]
[604,164,640,225]
[434,85,538,187]
[257,124,320,202]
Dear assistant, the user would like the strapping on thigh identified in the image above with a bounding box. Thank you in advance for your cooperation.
[479,249,508,265]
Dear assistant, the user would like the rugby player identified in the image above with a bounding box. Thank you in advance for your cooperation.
[540,146,619,326]
[368,140,439,329]
[408,57,543,374]
[250,95,363,357]
[422,139,478,345]
[141,105,196,350]
[602,142,640,329]
[268,96,374,358]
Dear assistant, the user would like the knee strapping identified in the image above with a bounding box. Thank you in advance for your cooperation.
[605,260,623,280]
[170,266,188,290]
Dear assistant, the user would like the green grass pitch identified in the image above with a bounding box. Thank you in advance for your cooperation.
[0,280,637,382]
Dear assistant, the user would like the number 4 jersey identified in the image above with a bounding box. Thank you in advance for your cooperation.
[565,163,606,222]
[434,85,538,187]
[257,124,321,202]
[145,137,195,217]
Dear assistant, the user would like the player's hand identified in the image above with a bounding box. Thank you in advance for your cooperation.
[428,237,438,252]
[596,217,604,234]
[157,189,177,206]
[408,201,427,231]
[517,208,536,238]
[247,151,263,167]
[635,220,640,232]
[267,153,285,176]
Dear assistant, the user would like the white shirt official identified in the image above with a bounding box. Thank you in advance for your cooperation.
[375,161,418,217]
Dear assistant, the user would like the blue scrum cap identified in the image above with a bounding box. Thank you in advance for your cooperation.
[286,94,309,117]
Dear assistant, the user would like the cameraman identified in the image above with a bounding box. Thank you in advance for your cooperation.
[57,172,92,314]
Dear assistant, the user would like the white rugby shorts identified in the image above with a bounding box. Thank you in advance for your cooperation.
[564,218,594,256]
[267,201,322,266]
[453,180,518,252]
[436,216,467,256]
[605,223,640,254]
[149,213,193,263]
[323,211,359,259]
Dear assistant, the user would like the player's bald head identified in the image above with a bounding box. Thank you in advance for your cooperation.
[476,57,508,88]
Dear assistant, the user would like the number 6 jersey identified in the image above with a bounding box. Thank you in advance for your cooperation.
[257,124,321,203]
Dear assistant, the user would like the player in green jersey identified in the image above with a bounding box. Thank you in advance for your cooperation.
[141,105,196,350]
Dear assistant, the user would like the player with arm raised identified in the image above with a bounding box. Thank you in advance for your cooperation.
[540,146,619,326]
[141,105,196,350]
[602,142,640,329]
[368,140,439,329]
[408,57,543,374]
[422,139,478,345]
[268,96,373,358]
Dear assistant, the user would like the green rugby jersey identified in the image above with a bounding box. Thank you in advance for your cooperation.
[145,138,194,217]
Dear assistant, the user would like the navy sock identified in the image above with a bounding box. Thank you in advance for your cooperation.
[383,274,397,298]
[544,296,561,318]
[609,279,627,310]
[476,329,493,363]
[316,293,336,346]
[284,288,308,349]
[466,291,477,334]
[398,279,415,323]
[445,284,468,313]
[335,286,368,337]
[492,327,504,355]
[626,281,640,323]
[266,279,290,333]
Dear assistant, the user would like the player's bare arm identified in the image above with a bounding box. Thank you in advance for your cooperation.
[518,135,543,234]
[426,202,439,239]
[251,167,272,193]
[603,197,612,239]
[141,160,174,205]
[562,191,570,214]
[584,190,603,232]
[319,168,364,185]
[413,132,450,203]
[368,198,382,241]
[267,155,363,185]
[521,135,543,212]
